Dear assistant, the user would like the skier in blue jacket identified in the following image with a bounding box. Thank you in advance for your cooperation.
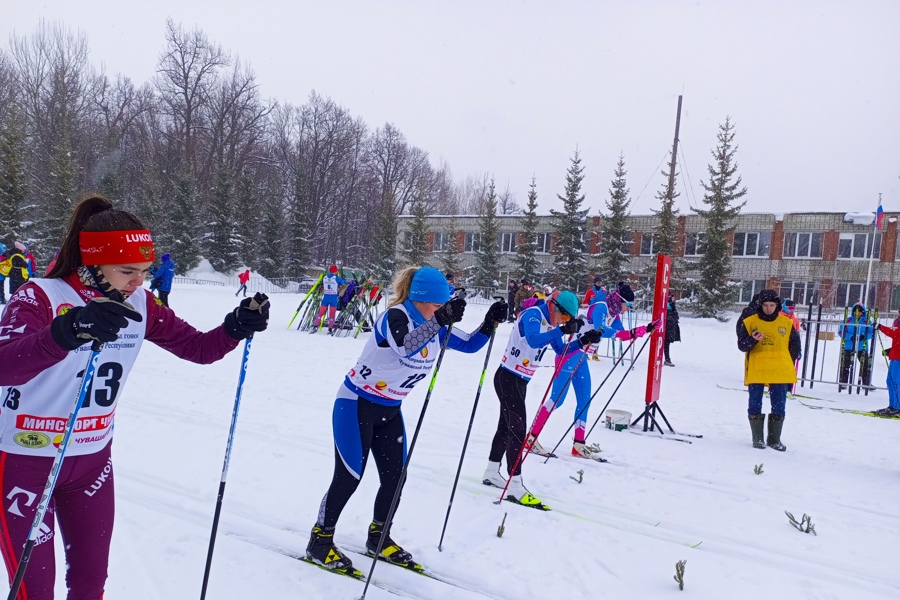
[149,253,175,307]
[313,265,346,334]
[838,303,873,389]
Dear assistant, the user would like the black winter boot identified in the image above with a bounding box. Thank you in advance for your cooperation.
[749,414,766,449]
[306,525,359,574]
[766,414,786,451]
[366,521,419,569]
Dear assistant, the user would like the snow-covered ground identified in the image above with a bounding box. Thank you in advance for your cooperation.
[14,284,899,599]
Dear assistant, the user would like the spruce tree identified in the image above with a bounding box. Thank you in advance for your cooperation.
[205,168,239,272]
[652,151,680,257]
[401,184,430,267]
[286,171,310,275]
[258,195,285,278]
[440,215,462,277]
[514,177,540,282]
[551,150,589,291]
[234,172,260,268]
[169,171,200,273]
[598,154,631,284]
[692,117,748,318]
[371,194,398,282]
[474,179,501,288]
[0,107,27,247]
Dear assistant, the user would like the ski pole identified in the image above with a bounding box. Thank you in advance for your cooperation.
[361,325,454,600]
[584,335,652,442]
[200,295,263,599]
[438,320,499,551]
[7,343,102,600]
[543,337,638,461]
[494,339,587,504]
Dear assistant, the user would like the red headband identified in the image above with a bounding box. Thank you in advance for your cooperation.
[79,230,155,265]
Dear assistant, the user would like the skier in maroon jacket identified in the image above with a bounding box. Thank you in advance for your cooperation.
[0,194,270,599]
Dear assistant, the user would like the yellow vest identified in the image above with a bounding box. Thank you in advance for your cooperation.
[743,313,797,385]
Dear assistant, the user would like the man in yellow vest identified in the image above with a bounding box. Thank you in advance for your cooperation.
[738,289,801,451]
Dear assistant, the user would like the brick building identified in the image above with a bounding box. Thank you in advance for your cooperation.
[397,212,900,311]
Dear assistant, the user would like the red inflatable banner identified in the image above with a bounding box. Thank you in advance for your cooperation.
[644,254,672,404]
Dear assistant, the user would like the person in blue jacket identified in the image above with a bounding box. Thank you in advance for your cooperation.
[838,303,873,389]
[149,252,175,307]
[313,265,346,334]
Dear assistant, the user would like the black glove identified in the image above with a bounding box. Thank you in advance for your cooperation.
[434,297,466,327]
[485,300,508,323]
[224,293,270,340]
[51,297,143,351]
[559,316,585,336]
[646,318,661,333]
[578,328,603,348]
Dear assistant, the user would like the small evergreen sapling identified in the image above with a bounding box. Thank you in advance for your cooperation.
[569,469,584,484]
[754,463,764,475]
[673,559,686,590]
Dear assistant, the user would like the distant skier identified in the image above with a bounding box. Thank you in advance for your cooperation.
[582,275,605,308]
[312,265,345,334]
[149,253,175,307]
[236,269,250,297]
[304,266,504,576]
[874,320,900,416]
[837,303,873,390]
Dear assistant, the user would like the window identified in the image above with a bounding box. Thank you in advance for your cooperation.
[500,232,518,254]
[464,232,482,253]
[399,230,411,248]
[779,281,820,307]
[684,232,707,256]
[535,232,551,254]
[733,231,772,257]
[738,280,766,304]
[783,232,823,258]
[432,231,447,252]
[892,285,900,312]
[838,232,881,260]
[639,233,655,256]
[835,282,875,308]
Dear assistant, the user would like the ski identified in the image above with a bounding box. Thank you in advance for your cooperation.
[298,556,364,580]
[717,384,837,403]
[627,429,692,444]
[795,399,900,420]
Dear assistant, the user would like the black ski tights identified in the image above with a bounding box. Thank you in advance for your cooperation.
[489,367,529,476]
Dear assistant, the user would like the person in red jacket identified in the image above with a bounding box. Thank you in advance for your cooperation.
[0,194,270,599]
[875,322,900,416]
[236,268,251,297]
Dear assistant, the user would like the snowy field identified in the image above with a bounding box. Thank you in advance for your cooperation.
[11,283,899,599]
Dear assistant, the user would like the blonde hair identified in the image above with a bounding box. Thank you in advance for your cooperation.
[388,266,419,307]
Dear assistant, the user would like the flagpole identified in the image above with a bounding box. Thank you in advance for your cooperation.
[863,192,882,307]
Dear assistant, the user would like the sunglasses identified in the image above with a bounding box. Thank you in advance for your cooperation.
[552,299,576,321]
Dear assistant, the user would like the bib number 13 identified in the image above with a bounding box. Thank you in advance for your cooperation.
[76,362,124,407]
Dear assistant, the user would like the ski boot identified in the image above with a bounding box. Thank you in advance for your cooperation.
[664,360,674,367]
[504,475,550,511]
[366,521,422,571]
[571,441,595,458]
[766,414,786,452]
[749,414,766,449]
[525,434,553,457]
[306,525,361,576]
[482,461,507,488]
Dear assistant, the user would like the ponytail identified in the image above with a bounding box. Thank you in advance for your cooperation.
[387,266,419,308]
[46,193,149,279]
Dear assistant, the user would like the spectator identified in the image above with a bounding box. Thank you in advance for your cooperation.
[149,253,175,307]
[1,242,32,295]
[0,243,7,304]
[737,289,801,451]
[875,320,900,416]
[837,303,873,390]
[664,292,680,366]
[446,272,456,297]
[513,279,534,319]
[506,279,519,322]
[236,269,251,297]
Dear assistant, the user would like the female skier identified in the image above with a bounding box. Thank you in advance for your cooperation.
[313,265,346,334]
[0,194,269,599]
[527,284,658,460]
[306,266,507,575]
[481,290,585,510]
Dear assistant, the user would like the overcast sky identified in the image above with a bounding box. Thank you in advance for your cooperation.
[3,0,899,216]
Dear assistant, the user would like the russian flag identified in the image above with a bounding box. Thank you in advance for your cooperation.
[876,203,885,229]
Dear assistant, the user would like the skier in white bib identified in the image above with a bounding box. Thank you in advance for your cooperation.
[0,194,269,599]
[305,266,507,576]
